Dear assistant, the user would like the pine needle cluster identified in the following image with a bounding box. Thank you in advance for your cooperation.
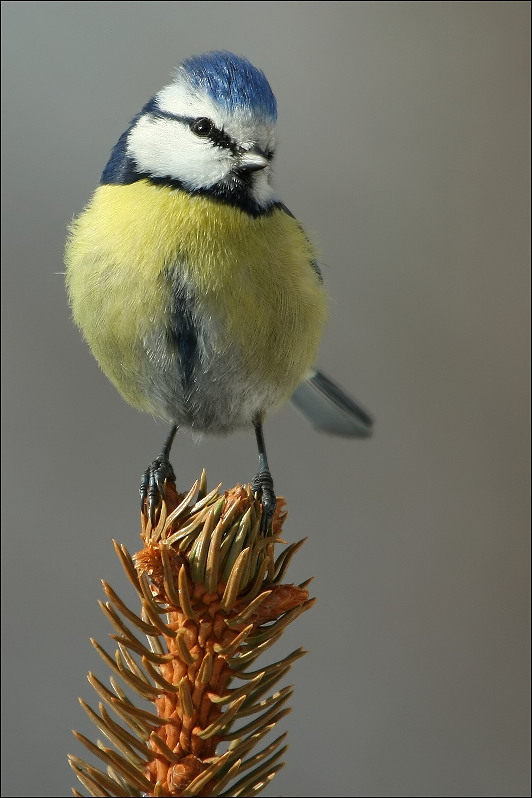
[69,471,314,797]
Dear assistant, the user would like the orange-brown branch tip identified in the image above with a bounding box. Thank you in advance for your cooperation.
[71,471,313,797]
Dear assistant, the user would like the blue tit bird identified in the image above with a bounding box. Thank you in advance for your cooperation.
[65,51,373,526]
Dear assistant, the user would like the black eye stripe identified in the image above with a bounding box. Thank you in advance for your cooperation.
[201,122,235,151]
[149,110,237,153]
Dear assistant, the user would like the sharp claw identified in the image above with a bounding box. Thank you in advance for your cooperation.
[140,456,176,523]
[252,469,276,532]
[260,497,276,532]
[140,468,150,511]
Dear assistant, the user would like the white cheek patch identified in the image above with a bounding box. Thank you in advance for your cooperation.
[126,78,279,207]
[126,116,232,189]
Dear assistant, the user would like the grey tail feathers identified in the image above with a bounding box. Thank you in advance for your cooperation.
[290,369,373,438]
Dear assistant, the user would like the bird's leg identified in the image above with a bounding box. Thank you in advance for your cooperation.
[140,424,178,523]
[251,414,277,531]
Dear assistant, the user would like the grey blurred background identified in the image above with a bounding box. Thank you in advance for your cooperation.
[1,2,530,796]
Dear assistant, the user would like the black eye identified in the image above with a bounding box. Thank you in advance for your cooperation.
[191,117,214,137]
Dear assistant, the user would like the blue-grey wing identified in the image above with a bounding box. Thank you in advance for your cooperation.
[291,369,373,437]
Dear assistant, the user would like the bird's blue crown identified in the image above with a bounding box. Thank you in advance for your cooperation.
[179,51,277,122]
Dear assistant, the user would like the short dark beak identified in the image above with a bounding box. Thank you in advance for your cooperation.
[238,147,269,172]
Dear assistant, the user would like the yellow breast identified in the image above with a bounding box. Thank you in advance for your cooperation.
[65,181,327,418]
